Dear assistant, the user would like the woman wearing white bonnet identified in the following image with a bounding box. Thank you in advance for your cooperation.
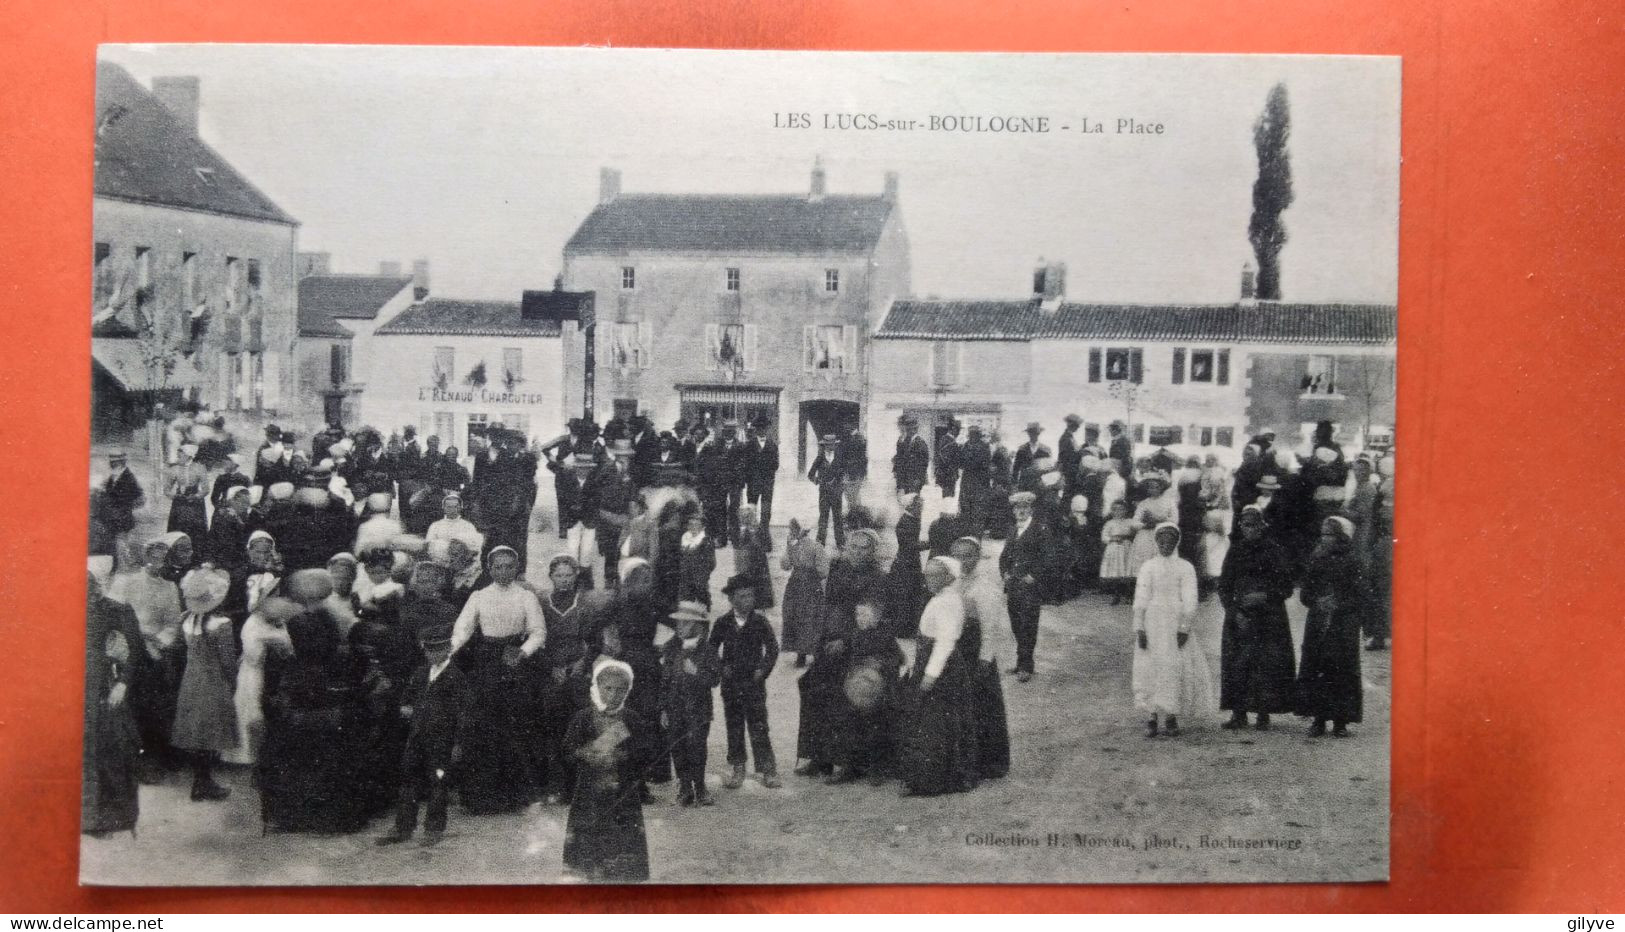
[896,555,981,797]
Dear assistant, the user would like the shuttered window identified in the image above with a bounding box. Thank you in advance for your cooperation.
[1088,348,1102,383]
[1172,348,1186,384]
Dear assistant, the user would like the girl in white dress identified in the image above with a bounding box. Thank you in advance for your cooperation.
[1132,523,1217,737]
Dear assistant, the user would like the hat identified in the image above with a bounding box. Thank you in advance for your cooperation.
[107,450,128,462]
[751,415,771,430]
[1109,420,1126,430]
[264,424,282,436]
[1255,475,1283,492]
[1079,455,1102,472]
[1025,421,1043,434]
[1325,515,1356,539]
[328,552,358,567]
[1039,471,1062,489]
[721,574,757,597]
[898,413,919,427]
[722,419,740,430]
[1239,504,1268,523]
[1140,470,1171,488]
[418,622,454,650]
[442,490,463,505]
[819,434,839,446]
[180,567,231,614]
[365,491,394,513]
[1034,455,1056,470]
[1153,521,1182,542]
[1064,413,1082,427]
[1009,491,1038,506]
[287,568,335,603]
[668,599,710,624]
[608,439,635,458]
[267,481,295,501]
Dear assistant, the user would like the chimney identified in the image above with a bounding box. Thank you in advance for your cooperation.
[152,76,201,134]
[1034,259,1066,313]
[809,156,826,202]
[296,251,331,278]
[883,170,899,202]
[379,261,403,277]
[599,167,621,205]
[1240,261,1258,305]
[411,258,431,301]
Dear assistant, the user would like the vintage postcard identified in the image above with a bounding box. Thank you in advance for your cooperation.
[82,46,1397,885]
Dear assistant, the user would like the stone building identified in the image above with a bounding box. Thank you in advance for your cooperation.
[91,61,299,443]
[294,257,424,429]
[559,160,911,471]
[869,261,1396,475]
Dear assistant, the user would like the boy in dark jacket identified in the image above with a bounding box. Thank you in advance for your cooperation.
[710,575,781,789]
[662,600,722,806]
[376,621,466,847]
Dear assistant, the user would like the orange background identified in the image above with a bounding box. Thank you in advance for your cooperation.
[2,0,1622,913]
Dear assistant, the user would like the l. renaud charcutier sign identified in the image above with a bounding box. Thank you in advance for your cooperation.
[417,387,546,405]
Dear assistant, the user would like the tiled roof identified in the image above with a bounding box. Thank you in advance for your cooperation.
[374,298,561,338]
[877,299,1397,346]
[298,274,413,337]
[93,62,297,225]
[565,194,895,255]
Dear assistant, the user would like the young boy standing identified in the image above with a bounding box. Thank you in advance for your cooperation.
[375,621,465,847]
[662,600,722,806]
[710,574,781,789]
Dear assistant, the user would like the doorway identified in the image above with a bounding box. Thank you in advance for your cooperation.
[797,399,860,471]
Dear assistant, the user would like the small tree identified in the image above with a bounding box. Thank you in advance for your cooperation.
[1248,83,1294,301]
[1346,355,1396,447]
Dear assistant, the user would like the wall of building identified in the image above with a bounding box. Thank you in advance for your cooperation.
[92,196,299,437]
[563,239,909,471]
[866,337,1034,464]
[1245,349,1396,450]
[356,332,566,454]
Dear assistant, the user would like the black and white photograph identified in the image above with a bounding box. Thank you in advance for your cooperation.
[82,46,1398,885]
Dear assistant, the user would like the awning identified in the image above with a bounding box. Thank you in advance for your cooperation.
[677,385,780,405]
[92,338,203,393]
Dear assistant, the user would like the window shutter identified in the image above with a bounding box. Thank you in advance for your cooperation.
[1217,349,1230,385]
[1171,348,1186,384]
[218,356,232,409]
[222,313,242,354]
[803,326,816,371]
[262,352,281,410]
[1088,348,1102,383]
[744,324,758,372]
[948,344,964,386]
[843,325,858,372]
[705,323,719,369]
[330,344,344,386]
[1129,349,1144,384]
[639,322,652,368]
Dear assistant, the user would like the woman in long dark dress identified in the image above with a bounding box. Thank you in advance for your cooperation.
[795,529,887,776]
[84,574,143,836]
[539,555,590,803]
[1296,516,1369,737]
[888,495,928,637]
[258,610,374,833]
[1216,504,1298,731]
[896,556,980,797]
[564,658,654,882]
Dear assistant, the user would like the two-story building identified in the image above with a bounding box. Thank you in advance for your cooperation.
[560,161,911,471]
[91,61,299,443]
[359,295,580,454]
[870,262,1396,472]
[294,255,424,429]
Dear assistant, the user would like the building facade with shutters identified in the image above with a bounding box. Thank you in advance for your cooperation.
[294,258,422,431]
[559,161,911,471]
[869,262,1396,472]
[91,62,299,443]
[358,296,575,455]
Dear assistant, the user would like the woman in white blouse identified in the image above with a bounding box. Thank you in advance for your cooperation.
[896,556,981,797]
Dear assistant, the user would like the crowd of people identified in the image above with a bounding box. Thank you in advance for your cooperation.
[83,403,1394,882]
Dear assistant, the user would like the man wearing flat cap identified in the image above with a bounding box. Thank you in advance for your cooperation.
[891,414,930,497]
[1012,421,1052,485]
[1000,490,1053,683]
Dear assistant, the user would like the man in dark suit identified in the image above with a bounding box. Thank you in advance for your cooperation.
[375,622,466,847]
[586,442,638,586]
[744,417,779,532]
[838,426,868,512]
[891,414,930,497]
[957,426,992,537]
[98,451,145,561]
[719,420,750,546]
[1108,420,1134,479]
[807,435,845,547]
[1057,413,1083,498]
[695,429,737,546]
[627,415,660,489]
[934,420,962,498]
[1011,421,1052,484]
[999,491,1052,682]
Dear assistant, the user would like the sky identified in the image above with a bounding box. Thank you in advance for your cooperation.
[100,46,1399,304]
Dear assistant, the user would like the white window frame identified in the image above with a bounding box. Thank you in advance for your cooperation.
[725,267,740,292]
[824,268,840,293]
[1188,348,1217,384]
[1103,347,1137,382]
[620,266,636,290]
[501,347,524,386]
[804,324,853,373]
[611,321,649,370]
[1302,355,1341,397]
[432,346,455,387]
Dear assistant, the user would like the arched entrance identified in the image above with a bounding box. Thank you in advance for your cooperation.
[797,399,860,471]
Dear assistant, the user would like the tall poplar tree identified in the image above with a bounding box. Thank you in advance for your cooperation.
[1248,83,1294,301]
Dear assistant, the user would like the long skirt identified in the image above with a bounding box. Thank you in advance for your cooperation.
[1296,609,1364,723]
[166,495,209,548]
[1218,604,1297,714]
[780,570,825,657]
[83,703,140,835]
[458,635,540,813]
[974,659,1011,779]
[895,636,980,796]
[1132,604,1218,718]
[563,712,650,882]
[795,655,846,768]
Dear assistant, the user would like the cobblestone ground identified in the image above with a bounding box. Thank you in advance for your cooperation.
[82,474,1389,885]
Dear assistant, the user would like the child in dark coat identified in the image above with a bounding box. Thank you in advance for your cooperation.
[661,600,721,806]
[375,621,466,847]
[710,574,781,789]
[677,515,716,607]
